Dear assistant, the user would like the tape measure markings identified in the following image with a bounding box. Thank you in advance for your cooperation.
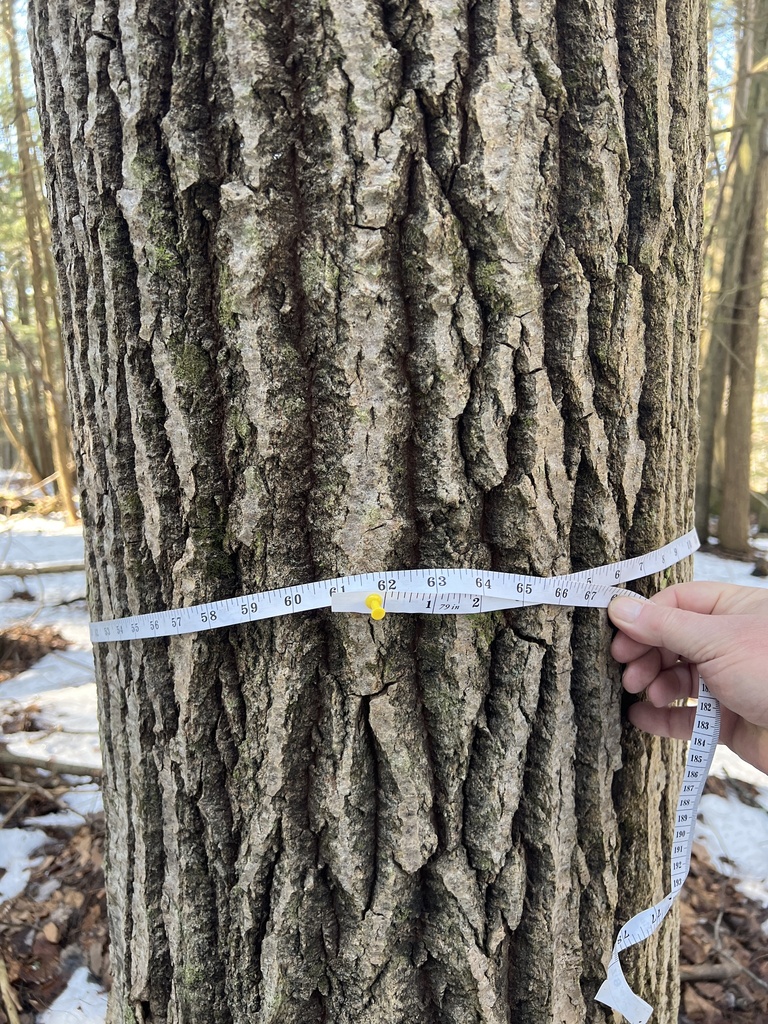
[596,675,720,1023]
[88,528,710,1024]
[89,529,698,642]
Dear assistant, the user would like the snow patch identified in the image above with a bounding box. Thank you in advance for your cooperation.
[37,966,108,1024]
[3,730,101,772]
[0,652,95,701]
[62,785,103,817]
[24,811,91,829]
[696,790,768,906]
[694,550,768,588]
[0,828,47,902]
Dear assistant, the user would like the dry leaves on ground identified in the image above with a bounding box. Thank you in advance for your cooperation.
[0,628,69,686]
[680,792,768,1021]
[0,797,108,1023]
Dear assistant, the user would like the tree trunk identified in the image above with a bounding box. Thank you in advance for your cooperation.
[695,0,756,542]
[30,2,706,1022]
[0,366,44,484]
[15,262,57,479]
[11,268,45,478]
[0,283,45,481]
[717,6,768,554]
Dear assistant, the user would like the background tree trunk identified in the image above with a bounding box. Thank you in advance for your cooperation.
[718,130,768,552]
[697,0,768,547]
[0,286,45,481]
[1,0,77,519]
[717,6,768,553]
[695,0,753,543]
[13,264,56,481]
[30,1,705,1022]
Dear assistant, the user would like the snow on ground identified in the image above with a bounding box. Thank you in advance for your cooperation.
[695,548,768,589]
[0,828,48,902]
[691,547,768,904]
[37,967,109,1024]
[695,788,768,905]
[0,516,99,775]
[0,666,101,770]
[2,513,768,1016]
[0,516,86,609]
[0,515,106,1020]
[25,781,104,829]
[0,517,90,645]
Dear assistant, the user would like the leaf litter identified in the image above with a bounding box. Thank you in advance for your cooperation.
[681,793,768,1021]
[0,776,109,1022]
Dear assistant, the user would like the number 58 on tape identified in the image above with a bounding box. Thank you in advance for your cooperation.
[90,529,712,1022]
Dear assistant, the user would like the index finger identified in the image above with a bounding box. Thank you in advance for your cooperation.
[610,628,682,671]
[608,580,749,665]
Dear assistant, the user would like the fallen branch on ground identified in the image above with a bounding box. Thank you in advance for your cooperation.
[0,562,85,577]
[0,748,101,779]
[0,954,21,1024]
[680,962,744,983]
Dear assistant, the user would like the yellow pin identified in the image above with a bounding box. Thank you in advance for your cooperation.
[365,594,386,620]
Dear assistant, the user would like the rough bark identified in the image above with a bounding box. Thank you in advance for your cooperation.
[30,1,706,1022]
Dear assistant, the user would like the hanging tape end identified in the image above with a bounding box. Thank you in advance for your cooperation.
[595,971,653,1023]
[365,594,386,620]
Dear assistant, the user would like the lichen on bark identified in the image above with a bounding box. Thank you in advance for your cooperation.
[30,0,706,1021]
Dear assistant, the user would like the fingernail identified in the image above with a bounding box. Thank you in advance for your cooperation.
[609,597,644,623]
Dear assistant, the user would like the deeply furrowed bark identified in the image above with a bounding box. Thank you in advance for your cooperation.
[30,1,705,1022]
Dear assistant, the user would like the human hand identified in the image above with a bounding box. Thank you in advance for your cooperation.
[608,582,768,775]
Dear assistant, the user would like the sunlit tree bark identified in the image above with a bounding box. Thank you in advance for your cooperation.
[31,1,705,1021]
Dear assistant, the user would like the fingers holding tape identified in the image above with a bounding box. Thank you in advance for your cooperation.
[641,663,700,708]
[619,644,692,694]
[627,701,698,743]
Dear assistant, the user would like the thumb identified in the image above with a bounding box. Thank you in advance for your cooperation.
[608,596,723,665]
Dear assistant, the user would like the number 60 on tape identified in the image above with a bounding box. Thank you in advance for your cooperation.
[90,529,713,1022]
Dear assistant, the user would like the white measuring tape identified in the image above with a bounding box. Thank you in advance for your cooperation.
[90,528,716,1022]
[594,671,719,1021]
